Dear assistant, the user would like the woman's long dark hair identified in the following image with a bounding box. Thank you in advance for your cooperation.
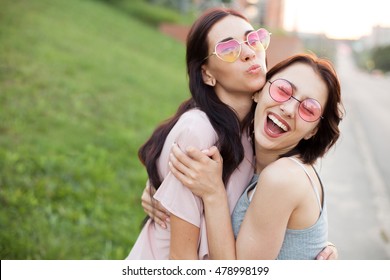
[138,8,254,193]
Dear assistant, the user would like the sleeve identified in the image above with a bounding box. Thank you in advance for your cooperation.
[153,110,218,228]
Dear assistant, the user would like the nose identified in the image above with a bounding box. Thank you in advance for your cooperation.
[280,98,299,119]
[240,43,256,61]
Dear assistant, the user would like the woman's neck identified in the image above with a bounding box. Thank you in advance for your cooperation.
[216,90,253,122]
[254,148,280,174]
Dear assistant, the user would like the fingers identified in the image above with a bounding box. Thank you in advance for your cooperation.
[169,149,193,179]
[141,183,170,229]
[315,245,338,260]
[171,143,206,168]
[327,243,338,260]
[186,145,211,162]
[207,146,223,163]
[172,143,221,164]
[152,201,171,229]
[169,157,196,189]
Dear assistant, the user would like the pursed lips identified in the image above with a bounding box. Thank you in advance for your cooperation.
[246,64,261,74]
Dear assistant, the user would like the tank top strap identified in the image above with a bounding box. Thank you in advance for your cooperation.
[287,157,322,213]
[248,174,259,201]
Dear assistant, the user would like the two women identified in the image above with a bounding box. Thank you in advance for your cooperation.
[127,7,269,259]
[170,54,344,259]
[128,7,340,260]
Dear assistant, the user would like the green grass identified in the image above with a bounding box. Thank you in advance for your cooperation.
[0,0,187,259]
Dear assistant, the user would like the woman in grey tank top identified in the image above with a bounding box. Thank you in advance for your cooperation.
[169,54,344,259]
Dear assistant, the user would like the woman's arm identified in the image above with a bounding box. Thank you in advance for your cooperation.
[169,145,339,260]
[169,144,236,259]
[235,164,295,259]
[170,214,200,259]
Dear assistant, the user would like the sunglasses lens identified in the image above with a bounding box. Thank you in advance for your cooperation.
[269,79,292,102]
[215,40,240,62]
[257,28,271,50]
[299,99,322,122]
[247,31,263,51]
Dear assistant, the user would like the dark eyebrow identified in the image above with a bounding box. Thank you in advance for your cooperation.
[218,30,255,43]
[289,81,298,92]
[218,37,234,43]
[244,29,255,36]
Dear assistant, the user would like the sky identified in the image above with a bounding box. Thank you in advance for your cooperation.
[283,0,390,39]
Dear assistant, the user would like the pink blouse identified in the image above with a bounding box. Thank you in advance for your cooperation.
[126,109,254,259]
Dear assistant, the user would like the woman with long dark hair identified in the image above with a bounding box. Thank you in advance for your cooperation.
[127,7,269,259]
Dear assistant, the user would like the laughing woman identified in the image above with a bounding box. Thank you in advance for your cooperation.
[169,54,344,259]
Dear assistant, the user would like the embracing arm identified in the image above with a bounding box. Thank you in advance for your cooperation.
[235,165,295,259]
[169,144,236,259]
[170,214,200,259]
[201,187,236,259]
[169,145,339,260]
[138,180,200,259]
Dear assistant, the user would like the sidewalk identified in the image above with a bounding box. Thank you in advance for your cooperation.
[318,44,390,259]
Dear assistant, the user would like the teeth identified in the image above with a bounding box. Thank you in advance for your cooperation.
[268,114,288,132]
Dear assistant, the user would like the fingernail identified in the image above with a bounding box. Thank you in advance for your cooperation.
[160,223,166,229]
[166,217,170,223]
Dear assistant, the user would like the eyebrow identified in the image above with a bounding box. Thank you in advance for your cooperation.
[218,30,255,43]
[244,29,255,36]
[218,37,234,43]
[289,81,298,92]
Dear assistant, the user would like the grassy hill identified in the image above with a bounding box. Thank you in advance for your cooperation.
[0,0,187,259]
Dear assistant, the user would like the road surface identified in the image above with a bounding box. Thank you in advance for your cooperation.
[318,43,390,259]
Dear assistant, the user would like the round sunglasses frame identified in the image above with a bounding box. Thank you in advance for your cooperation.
[268,79,324,122]
[204,28,271,63]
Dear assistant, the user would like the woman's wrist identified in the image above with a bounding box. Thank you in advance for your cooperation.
[202,181,226,206]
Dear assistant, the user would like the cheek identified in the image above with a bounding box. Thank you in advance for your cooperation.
[210,64,233,81]
[214,66,243,87]
[254,96,268,123]
[256,90,273,107]
[257,51,267,72]
[296,121,317,139]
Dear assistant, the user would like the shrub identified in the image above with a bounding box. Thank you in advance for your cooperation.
[371,45,390,73]
[96,0,182,26]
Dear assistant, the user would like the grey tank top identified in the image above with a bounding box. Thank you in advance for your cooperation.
[231,157,328,260]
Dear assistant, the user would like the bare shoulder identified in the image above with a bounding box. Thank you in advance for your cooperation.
[260,157,308,195]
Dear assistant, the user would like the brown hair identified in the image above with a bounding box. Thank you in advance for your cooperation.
[266,53,344,164]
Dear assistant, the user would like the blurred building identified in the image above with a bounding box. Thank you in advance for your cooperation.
[231,0,284,30]
[361,25,390,49]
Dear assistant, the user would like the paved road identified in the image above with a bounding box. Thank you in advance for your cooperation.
[317,43,390,259]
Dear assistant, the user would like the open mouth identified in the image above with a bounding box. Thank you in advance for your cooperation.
[266,114,288,135]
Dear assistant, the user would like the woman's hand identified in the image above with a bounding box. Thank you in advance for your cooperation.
[316,242,338,260]
[141,181,170,229]
[169,144,225,200]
